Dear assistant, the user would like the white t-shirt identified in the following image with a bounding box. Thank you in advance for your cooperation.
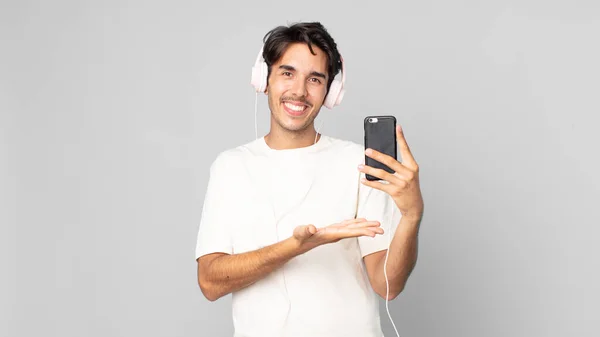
[195,135,401,337]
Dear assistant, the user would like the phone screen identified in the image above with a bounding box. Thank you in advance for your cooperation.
[364,116,397,181]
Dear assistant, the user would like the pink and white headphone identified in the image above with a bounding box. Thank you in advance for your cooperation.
[250,45,346,109]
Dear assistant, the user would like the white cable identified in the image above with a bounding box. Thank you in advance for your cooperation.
[384,225,400,337]
[255,92,258,140]
[314,117,325,144]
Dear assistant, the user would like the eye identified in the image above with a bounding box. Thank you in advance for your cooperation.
[282,71,293,77]
[309,78,322,84]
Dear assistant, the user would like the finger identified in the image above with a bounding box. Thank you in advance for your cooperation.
[320,226,385,240]
[330,227,383,239]
[357,226,385,237]
[298,224,316,239]
[347,220,381,229]
[367,227,385,235]
[330,218,368,228]
[363,149,412,177]
[350,227,384,237]
[358,163,407,184]
[359,229,376,238]
[360,176,396,194]
[344,217,368,224]
[396,125,418,170]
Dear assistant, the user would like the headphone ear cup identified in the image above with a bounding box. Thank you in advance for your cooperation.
[323,79,342,109]
[336,87,345,106]
[251,61,268,93]
[251,62,263,92]
[259,61,268,92]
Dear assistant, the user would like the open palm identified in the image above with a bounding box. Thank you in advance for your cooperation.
[293,218,383,252]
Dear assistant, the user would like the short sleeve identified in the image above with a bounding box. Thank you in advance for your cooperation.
[194,154,234,260]
[356,176,402,258]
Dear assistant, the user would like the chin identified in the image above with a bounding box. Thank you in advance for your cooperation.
[280,121,310,132]
[276,115,313,132]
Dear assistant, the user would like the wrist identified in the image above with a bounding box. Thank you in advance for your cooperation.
[284,236,307,257]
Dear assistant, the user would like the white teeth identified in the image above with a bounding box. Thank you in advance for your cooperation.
[284,102,306,112]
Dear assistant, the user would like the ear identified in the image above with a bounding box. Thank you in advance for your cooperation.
[264,73,269,94]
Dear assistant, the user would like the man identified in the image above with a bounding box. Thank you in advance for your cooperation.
[195,22,424,337]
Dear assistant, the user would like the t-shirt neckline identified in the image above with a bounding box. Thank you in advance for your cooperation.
[258,134,332,156]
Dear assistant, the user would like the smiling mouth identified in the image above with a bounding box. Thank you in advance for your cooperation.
[282,101,309,116]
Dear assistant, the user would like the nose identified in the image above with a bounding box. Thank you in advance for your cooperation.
[290,77,308,97]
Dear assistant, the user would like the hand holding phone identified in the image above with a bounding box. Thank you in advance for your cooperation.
[361,116,424,220]
[364,115,397,181]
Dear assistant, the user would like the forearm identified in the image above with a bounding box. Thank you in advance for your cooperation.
[378,216,421,298]
[200,237,303,301]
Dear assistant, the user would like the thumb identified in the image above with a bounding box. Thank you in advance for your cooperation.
[295,224,316,240]
[305,224,317,236]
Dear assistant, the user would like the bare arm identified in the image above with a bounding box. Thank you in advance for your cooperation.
[197,218,383,301]
[363,215,420,300]
[359,124,425,300]
[197,236,302,301]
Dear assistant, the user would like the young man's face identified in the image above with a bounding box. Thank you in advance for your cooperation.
[265,42,329,134]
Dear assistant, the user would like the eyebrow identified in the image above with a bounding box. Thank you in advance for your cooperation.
[278,65,327,80]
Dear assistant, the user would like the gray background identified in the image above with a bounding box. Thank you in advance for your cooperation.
[2,0,599,336]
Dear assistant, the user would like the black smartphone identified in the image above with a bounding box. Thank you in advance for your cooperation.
[364,115,397,181]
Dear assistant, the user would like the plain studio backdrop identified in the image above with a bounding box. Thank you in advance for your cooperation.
[2,0,599,336]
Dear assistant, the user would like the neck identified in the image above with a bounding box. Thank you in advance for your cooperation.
[264,125,321,150]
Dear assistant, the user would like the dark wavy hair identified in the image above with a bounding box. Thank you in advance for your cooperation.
[262,22,342,92]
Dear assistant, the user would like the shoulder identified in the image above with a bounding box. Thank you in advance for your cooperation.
[208,138,263,171]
